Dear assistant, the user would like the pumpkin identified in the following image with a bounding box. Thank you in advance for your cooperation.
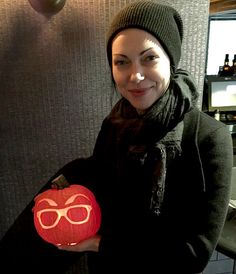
[32,175,101,246]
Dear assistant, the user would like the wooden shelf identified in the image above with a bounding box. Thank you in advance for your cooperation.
[210,0,236,15]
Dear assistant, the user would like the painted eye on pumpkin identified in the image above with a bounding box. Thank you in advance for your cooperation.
[66,205,91,223]
[38,210,58,228]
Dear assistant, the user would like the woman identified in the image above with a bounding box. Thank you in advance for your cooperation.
[0,1,233,274]
[57,1,233,273]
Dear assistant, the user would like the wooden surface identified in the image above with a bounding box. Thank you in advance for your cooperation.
[210,0,236,14]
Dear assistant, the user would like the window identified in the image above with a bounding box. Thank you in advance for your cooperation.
[206,14,236,75]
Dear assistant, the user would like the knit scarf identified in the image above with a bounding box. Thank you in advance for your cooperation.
[107,69,199,215]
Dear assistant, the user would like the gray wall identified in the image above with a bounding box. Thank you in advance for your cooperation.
[0,0,209,240]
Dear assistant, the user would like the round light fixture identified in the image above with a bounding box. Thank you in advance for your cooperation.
[28,0,67,16]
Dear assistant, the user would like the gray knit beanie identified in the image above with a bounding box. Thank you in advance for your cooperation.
[106,1,183,70]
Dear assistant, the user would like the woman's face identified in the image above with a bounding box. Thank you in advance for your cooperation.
[112,28,171,114]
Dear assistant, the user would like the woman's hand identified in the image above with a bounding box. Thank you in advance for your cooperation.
[57,235,101,252]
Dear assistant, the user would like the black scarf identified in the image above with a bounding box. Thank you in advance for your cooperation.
[107,69,199,215]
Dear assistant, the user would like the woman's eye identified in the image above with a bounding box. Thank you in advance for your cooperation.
[113,60,128,66]
[144,55,158,62]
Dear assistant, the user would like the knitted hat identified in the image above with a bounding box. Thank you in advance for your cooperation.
[106,1,183,70]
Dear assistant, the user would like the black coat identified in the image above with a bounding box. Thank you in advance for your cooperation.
[58,107,233,274]
[0,108,233,274]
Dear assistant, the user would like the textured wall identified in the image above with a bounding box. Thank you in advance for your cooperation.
[0,0,209,240]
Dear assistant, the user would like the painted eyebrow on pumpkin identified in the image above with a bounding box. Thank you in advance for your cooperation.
[37,198,58,206]
[113,47,154,57]
[65,193,90,205]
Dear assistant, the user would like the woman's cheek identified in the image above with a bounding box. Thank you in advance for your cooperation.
[113,71,125,87]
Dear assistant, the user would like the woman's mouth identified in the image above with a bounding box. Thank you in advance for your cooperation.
[128,87,151,96]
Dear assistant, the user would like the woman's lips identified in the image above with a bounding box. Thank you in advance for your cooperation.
[128,87,151,96]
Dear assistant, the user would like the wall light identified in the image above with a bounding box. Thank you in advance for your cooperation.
[28,0,67,16]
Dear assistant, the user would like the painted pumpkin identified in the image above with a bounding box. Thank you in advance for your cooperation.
[32,175,101,246]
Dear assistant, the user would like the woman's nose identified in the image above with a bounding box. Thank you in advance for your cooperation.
[130,65,145,83]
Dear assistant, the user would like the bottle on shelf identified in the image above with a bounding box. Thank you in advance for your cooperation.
[218,66,223,75]
[214,109,220,121]
[232,54,236,76]
[221,53,231,76]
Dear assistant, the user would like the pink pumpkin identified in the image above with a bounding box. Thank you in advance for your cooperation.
[33,178,101,246]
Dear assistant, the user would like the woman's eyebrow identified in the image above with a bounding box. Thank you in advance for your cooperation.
[140,47,154,55]
[112,53,127,57]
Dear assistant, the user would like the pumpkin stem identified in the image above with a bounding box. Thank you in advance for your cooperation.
[51,174,69,189]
